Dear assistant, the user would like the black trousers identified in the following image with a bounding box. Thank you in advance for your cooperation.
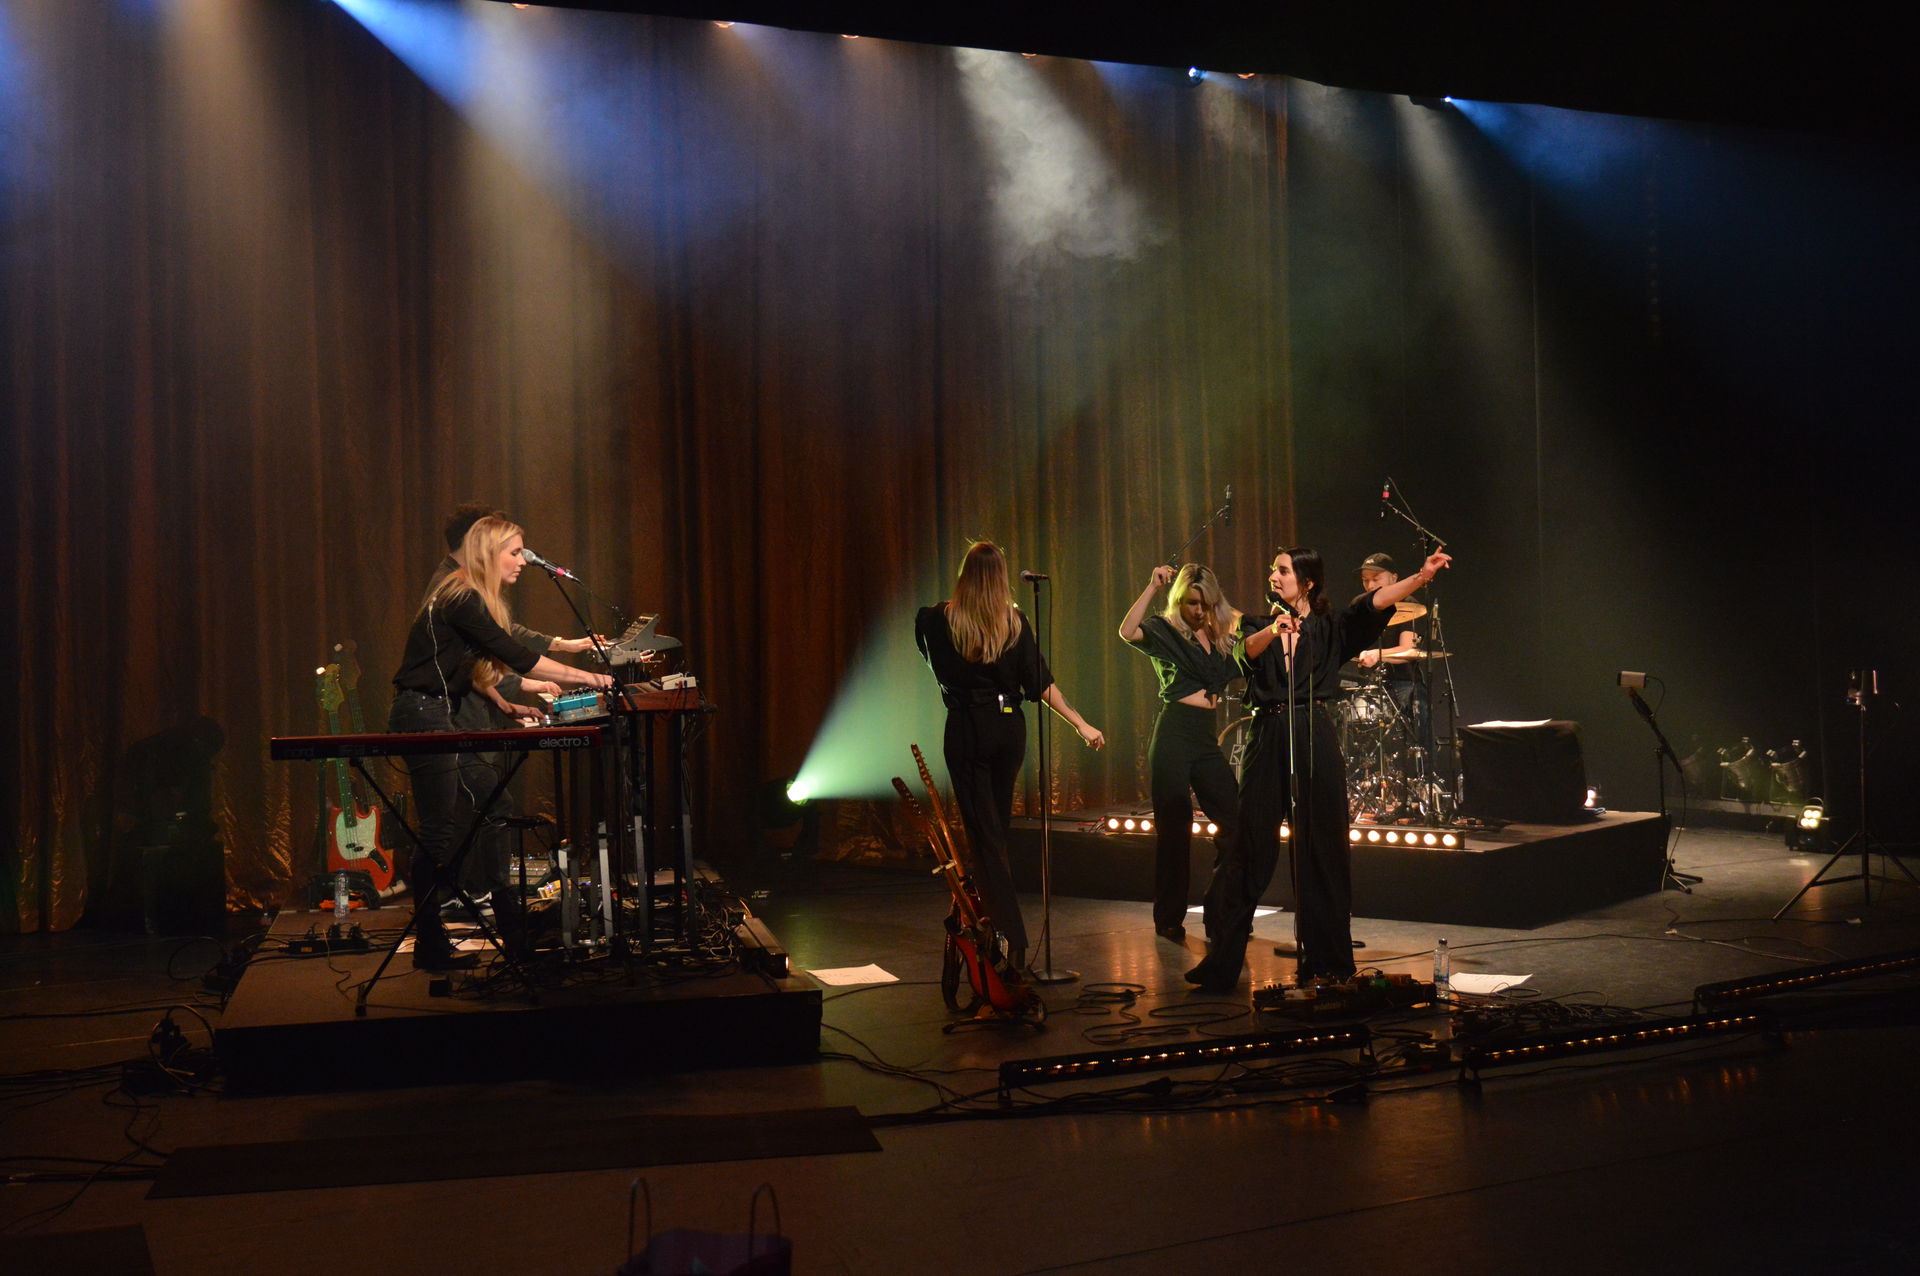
[942,702,1028,956]
[1148,701,1241,932]
[1201,703,1354,979]
[388,690,501,943]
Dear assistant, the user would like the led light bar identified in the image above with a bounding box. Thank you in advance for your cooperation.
[997,1025,1369,1101]
[1693,947,1920,1008]
[1461,1010,1773,1073]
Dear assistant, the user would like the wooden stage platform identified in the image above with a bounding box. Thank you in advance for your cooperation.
[1010,810,1670,928]
[216,902,822,1094]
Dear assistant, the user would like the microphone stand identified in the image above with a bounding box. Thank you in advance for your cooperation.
[1027,572,1076,985]
[533,561,646,959]
[1382,481,1462,821]
[1624,684,1698,893]
[1164,487,1234,568]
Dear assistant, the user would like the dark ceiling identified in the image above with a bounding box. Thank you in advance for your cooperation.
[505,1,1909,139]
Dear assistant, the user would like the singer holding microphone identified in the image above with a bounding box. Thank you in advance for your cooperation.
[1185,544,1451,990]
[916,541,1105,971]
[1118,563,1243,943]
[390,515,613,969]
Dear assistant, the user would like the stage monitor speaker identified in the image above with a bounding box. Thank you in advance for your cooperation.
[1461,721,1589,824]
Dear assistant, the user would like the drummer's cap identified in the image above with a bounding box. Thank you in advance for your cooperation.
[1358,552,1396,575]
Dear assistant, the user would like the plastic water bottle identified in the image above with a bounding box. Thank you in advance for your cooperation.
[334,870,351,922]
[1433,937,1450,1003]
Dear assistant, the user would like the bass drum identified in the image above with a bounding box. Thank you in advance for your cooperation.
[1337,684,1395,742]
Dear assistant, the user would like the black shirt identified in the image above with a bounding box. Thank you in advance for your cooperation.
[393,588,542,696]
[1125,615,1239,703]
[1238,592,1392,707]
[1369,620,1417,684]
[915,605,1053,707]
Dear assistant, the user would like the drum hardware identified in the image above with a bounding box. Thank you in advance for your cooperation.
[1382,649,1453,662]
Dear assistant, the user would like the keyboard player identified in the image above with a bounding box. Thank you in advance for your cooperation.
[390,515,611,970]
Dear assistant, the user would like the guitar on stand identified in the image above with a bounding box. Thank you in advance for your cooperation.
[333,640,404,895]
[315,664,394,906]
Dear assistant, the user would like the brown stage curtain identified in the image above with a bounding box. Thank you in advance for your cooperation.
[2,1,1293,931]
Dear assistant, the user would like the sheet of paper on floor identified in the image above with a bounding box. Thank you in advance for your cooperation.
[809,964,899,986]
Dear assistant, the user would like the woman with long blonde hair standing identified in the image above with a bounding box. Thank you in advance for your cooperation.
[1118,562,1243,944]
[915,541,1105,969]
[389,516,611,969]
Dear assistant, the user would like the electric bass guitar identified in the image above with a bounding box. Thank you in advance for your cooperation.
[894,745,1042,1024]
[317,664,394,895]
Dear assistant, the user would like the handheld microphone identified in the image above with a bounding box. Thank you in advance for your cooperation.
[1020,570,1050,582]
[522,549,578,581]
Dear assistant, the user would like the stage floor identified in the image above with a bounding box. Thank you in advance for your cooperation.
[4,827,1919,1274]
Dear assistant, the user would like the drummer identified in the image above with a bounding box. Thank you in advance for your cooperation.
[1353,553,1427,746]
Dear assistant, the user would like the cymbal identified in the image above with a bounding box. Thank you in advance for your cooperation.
[1384,648,1452,662]
[1388,599,1428,624]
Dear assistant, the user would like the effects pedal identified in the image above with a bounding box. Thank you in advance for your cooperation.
[1254,972,1438,1018]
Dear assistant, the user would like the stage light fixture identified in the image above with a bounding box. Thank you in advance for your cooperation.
[1785,799,1827,853]
[1461,1010,1772,1074]
[1187,67,1206,83]
[1384,830,1401,844]
[1206,822,1218,836]
[1191,820,1202,835]
[1441,833,1460,848]
[1348,828,1361,842]
[1280,823,1292,841]
[1693,946,1920,1008]
[1123,817,1138,832]
[998,1024,1369,1101]
[1366,829,1382,843]
[1423,832,1439,846]
[1107,817,1121,831]
[783,779,811,806]
[1141,819,1154,833]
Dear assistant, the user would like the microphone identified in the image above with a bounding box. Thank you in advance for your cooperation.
[1223,484,1234,527]
[1379,478,1391,520]
[522,548,578,581]
[1020,570,1050,582]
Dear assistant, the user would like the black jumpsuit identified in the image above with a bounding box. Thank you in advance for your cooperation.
[915,606,1053,957]
[1124,616,1242,933]
[1201,594,1390,981]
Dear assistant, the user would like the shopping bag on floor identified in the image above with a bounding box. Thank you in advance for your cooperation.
[616,1179,792,1276]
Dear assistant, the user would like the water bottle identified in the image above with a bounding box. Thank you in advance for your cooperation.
[1433,936,1450,1003]
[334,870,351,922]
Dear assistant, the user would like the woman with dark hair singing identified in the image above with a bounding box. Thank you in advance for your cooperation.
[1118,562,1243,944]
[916,541,1105,969]
[389,516,612,969]
[1186,544,1452,991]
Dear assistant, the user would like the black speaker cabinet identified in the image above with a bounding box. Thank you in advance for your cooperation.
[1461,721,1589,824]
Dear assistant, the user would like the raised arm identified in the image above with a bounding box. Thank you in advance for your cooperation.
[1371,550,1452,610]
[1118,565,1175,642]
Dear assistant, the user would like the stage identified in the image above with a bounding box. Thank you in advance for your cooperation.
[1010,810,1670,928]
[215,895,822,1095]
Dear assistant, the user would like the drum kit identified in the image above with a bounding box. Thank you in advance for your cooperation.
[1334,597,1459,824]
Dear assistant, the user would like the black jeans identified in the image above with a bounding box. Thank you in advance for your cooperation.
[1201,703,1353,979]
[388,690,505,935]
[942,702,1028,956]
[1147,701,1240,932]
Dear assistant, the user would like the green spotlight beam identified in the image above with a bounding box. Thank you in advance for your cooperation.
[791,601,953,800]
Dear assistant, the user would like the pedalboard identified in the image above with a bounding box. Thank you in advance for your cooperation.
[1254,972,1438,1018]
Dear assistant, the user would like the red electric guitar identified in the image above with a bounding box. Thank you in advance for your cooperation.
[893,745,1042,1025]
[317,664,395,895]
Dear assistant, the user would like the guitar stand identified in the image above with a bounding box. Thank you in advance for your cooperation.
[350,755,541,1017]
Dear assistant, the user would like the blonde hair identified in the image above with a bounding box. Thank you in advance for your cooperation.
[420,515,524,690]
[945,540,1019,664]
[1162,563,1240,651]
